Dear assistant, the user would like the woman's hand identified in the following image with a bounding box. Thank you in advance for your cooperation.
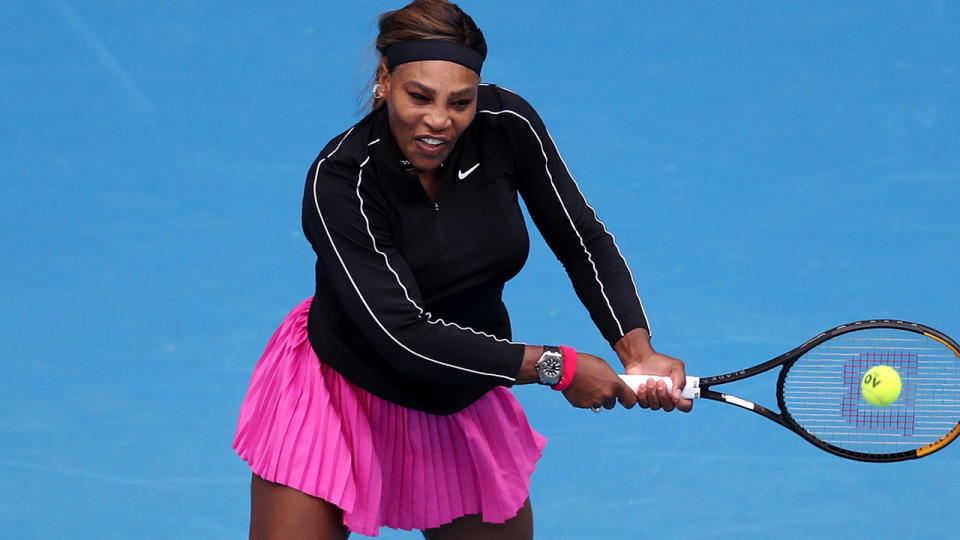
[561,352,638,411]
[615,328,693,413]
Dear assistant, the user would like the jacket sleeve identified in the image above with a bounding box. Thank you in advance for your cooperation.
[302,139,526,386]
[502,91,651,346]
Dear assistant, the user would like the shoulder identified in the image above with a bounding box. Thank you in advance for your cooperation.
[476,83,541,120]
[309,109,381,181]
[473,84,550,153]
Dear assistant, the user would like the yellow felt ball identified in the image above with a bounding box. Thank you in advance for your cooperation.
[861,365,902,407]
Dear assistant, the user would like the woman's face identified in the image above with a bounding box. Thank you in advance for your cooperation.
[380,60,479,172]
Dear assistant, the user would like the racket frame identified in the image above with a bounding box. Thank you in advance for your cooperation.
[695,320,960,462]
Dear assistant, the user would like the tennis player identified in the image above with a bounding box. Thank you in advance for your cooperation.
[233,1,692,538]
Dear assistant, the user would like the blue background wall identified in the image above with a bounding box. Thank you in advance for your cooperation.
[2,1,958,537]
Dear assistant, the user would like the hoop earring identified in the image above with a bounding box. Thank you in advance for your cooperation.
[373,83,384,99]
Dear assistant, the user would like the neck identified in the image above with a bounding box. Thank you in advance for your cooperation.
[418,168,442,202]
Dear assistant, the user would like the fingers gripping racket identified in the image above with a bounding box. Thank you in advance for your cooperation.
[620,320,960,462]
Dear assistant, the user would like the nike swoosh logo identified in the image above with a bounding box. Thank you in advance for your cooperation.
[458,163,480,180]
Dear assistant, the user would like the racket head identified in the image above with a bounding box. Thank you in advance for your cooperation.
[776,320,960,462]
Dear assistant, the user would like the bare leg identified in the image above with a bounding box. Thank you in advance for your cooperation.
[249,473,350,540]
[421,498,533,540]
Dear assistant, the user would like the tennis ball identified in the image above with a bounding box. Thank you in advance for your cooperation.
[861,365,902,407]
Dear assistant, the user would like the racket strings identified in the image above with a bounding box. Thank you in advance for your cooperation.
[781,328,960,456]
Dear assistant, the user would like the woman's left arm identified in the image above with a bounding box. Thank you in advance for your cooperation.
[499,89,649,347]
[499,88,691,412]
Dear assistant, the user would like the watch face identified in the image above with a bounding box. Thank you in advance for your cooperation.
[541,357,562,378]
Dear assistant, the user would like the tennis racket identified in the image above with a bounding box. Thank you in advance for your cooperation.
[620,320,960,462]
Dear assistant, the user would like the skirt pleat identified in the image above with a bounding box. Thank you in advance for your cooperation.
[232,298,547,537]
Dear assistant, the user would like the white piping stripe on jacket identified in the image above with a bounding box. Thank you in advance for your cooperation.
[311,136,517,382]
[319,127,354,166]
[541,128,651,335]
[478,107,648,338]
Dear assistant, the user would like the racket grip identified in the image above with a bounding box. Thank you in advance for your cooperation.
[619,374,700,399]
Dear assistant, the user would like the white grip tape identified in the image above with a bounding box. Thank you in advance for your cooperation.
[618,374,701,400]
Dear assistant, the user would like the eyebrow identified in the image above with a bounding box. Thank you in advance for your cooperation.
[403,81,477,100]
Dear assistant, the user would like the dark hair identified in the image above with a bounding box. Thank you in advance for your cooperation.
[366,0,486,111]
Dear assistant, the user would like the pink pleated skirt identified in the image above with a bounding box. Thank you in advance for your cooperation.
[232,298,546,537]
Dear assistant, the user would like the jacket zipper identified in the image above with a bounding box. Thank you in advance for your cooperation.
[434,201,445,244]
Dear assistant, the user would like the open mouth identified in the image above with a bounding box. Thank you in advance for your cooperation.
[415,136,447,156]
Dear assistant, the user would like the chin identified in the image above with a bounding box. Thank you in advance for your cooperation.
[413,156,446,171]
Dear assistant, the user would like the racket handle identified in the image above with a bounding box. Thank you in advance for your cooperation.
[619,374,701,400]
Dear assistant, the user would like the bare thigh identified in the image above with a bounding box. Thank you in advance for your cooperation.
[421,498,533,540]
[249,473,350,540]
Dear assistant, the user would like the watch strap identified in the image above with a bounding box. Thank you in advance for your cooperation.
[552,345,578,391]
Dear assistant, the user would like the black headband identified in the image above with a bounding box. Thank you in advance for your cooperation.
[382,40,484,75]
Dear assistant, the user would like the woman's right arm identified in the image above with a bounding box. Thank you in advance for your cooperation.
[515,346,638,410]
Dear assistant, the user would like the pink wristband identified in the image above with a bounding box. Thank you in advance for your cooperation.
[552,346,577,391]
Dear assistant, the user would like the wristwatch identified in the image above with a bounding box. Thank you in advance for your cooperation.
[535,346,564,386]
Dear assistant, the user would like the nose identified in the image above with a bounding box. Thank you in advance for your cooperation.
[424,105,452,132]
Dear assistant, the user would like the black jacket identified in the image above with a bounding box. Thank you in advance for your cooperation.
[303,84,649,414]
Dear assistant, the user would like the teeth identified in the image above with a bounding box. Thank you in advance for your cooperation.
[420,137,444,145]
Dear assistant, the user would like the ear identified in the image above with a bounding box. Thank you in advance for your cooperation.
[376,58,391,94]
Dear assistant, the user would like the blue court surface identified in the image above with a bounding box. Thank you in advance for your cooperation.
[2,1,959,538]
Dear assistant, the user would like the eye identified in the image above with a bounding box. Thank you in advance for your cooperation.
[409,92,429,103]
[451,99,473,110]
